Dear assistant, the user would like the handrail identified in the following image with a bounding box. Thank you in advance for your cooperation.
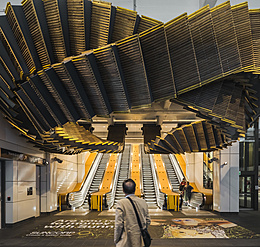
[190,191,205,208]
[161,155,173,191]
[91,154,119,211]
[106,153,122,209]
[152,154,180,211]
[139,145,144,197]
[131,144,142,197]
[169,154,185,183]
[68,153,103,208]
[149,154,166,209]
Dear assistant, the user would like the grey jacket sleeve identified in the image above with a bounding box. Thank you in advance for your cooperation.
[145,204,151,229]
[114,201,124,244]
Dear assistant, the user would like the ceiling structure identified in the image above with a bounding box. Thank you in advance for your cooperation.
[0,0,259,154]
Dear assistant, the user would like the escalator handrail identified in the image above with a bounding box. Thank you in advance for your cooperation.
[139,145,144,197]
[106,153,122,209]
[189,191,205,208]
[169,154,185,183]
[68,153,104,208]
[161,154,174,192]
[149,154,166,209]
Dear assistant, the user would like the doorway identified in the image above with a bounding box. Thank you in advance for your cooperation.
[0,161,5,228]
[239,175,254,209]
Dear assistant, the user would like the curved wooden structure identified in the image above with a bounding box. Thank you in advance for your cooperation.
[0,0,259,154]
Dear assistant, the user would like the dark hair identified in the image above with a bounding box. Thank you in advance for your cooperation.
[122,178,136,195]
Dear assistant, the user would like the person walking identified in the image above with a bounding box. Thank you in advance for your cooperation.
[114,178,151,247]
[179,178,186,209]
[185,182,194,205]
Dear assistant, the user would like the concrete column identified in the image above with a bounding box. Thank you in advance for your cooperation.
[40,153,57,212]
[213,141,239,212]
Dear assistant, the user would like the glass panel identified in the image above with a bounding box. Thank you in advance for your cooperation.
[247,142,254,171]
[239,176,252,208]
[239,142,255,172]
[239,142,245,171]
[203,152,213,189]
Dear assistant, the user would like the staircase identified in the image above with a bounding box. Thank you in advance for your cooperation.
[141,147,158,208]
[83,153,110,208]
[161,154,179,192]
[113,145,131,207]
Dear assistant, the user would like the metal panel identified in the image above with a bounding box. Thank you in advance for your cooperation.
[67,0,85,56]
[5,4,37,74]
[0,41,20,85]
[116,35,152,107]
[139,24,175,101]
[188,6,222,85]
[43,0,67,62]
[0,15,28,78]
[232,2,254,72]
[165,14,200,94]
[30,74,67,125]
[90,1,113,49]
[21,80,57,128]
[249,9,260,74]
[111,7,137,43]
[63,60,95,118]
[136,15,162,34]
[93,45,130,112]
[183,125,199,152]
[211,2,241,76]
[16,88,49,132]
[72,53,111,116]
[22,0,52,69]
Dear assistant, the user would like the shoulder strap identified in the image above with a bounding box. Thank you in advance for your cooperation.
[127,197,143,230]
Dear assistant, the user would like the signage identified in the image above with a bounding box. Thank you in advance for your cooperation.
[0,148,47,166]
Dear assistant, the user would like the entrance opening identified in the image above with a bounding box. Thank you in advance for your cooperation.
[239,175,254,209]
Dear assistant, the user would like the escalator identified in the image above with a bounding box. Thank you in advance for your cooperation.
[161,154,179,192]
[141,147,158,208]
[113,144,131,206]
[83,153,110,208]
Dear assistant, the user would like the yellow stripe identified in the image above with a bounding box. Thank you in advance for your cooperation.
[231,2,248,10]
[165,13,187,27]
[188,5,209,19]
[211,1,230,12]
[139,24,163,37]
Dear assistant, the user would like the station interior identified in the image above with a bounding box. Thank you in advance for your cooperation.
[0,0,260,246]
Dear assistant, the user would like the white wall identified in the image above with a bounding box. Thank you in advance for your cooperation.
[0,117,45,223]
[185,152,212,193]
[5,160,37,223]
[185,153,195,182]
[213,142,239,212]
[55,153,79,195]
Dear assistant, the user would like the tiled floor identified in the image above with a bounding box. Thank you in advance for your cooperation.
[0,208,259,247]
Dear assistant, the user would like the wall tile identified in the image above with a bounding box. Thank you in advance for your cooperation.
[17,162,36,182]
[17,181,36,201]
[17,199,36,222]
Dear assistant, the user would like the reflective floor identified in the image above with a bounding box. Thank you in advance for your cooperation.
[0,208,259,247]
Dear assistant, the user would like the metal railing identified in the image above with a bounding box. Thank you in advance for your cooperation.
[149,154,166,209]
[106,153,122,209]
[190,192,205,208]
[169,154,185,183]
[68,153,103,208]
